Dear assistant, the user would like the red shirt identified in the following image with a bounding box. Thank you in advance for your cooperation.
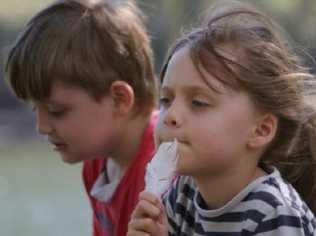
[82,113,157,236]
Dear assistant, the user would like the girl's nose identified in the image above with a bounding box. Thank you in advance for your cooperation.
[36,108,53,135]
[163,103,182,128]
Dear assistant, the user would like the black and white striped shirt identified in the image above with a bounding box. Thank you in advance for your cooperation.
[162,168,316,235]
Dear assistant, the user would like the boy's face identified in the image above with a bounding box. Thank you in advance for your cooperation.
[155,48,262,180]
[33,80,121,163]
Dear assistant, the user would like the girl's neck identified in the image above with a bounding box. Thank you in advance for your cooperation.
[195,166,266,210]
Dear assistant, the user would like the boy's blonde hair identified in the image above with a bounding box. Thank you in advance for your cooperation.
[5,0,157,115]
[161,0,316,213]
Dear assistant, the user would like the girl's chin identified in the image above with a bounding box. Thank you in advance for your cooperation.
[175,162,187,175]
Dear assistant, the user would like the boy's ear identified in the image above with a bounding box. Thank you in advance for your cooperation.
[247,113,278,149]
[110,81,135,116]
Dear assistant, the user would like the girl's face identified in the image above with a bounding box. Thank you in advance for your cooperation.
[33,80,122,164]
[155,48,262,180]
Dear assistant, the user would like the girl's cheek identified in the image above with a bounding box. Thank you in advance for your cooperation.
[154,116,164,146]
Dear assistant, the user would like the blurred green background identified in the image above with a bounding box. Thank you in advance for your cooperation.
[1,0,316,235]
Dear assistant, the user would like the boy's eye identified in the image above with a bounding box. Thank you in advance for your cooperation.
[48,109,65,117]
[29,101,38,112]
[46,105,66,117]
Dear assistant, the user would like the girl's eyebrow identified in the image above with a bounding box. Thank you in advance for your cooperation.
[161,84,215,97]
[160,86,172,96]
[183,85,212,95]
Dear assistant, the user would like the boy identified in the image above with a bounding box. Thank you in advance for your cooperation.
[4,0,158,235]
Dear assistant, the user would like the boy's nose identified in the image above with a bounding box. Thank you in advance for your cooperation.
[36,109,53,135]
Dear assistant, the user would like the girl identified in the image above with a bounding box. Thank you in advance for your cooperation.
[127,1,316,235]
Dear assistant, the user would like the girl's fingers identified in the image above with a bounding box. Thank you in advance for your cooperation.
[131,198,161,219]
[128,191,167,236]
[128,218,158,235]
[158,201,168,225]
[139,191,159,204]
[127,229,150,236]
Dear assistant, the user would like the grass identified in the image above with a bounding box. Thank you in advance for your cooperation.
[0,141,91,236]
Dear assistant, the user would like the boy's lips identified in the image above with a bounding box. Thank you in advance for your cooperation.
[48,138,67,151]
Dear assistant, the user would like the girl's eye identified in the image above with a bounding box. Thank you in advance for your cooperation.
[191,100,209,107]
[159,97,171,107]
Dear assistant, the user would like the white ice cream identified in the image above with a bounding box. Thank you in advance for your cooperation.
[145,139,178,197]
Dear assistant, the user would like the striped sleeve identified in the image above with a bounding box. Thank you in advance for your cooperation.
[254,209,313,236]
[162,176,180,235]
[162,176,197,235]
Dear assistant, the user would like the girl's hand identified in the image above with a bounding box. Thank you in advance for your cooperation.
[127,191,168,236]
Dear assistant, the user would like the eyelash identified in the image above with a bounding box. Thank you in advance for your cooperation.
[191,100,209,108]
[48,109,66,118]
[159,97,171,107]
[159,97,170,108]
[31,105,66,118]
[159,96,210,110]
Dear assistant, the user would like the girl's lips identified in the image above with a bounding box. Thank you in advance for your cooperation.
[160,137,188,144]
[178,140,189,145]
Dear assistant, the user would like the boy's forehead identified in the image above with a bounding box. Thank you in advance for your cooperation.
[45,80,83,102]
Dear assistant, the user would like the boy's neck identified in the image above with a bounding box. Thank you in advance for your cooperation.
[195,165,266,210]
[110,112,152,170]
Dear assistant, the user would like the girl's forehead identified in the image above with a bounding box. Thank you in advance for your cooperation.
[163,47,231,94]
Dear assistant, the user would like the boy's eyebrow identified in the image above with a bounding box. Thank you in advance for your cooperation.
[44,98,68,107]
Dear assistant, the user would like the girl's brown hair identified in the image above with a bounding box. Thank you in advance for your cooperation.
[5,0,157,115]
[161,0,316,212]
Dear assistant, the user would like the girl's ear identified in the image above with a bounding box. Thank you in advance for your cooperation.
[109,81,135,116]
[247,113,278,149]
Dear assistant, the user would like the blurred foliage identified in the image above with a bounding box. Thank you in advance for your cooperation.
[3,3,313,138]
[1,0,316,74]
[0,0,54,25]
[139,0,316,70]
[1,0,316,139]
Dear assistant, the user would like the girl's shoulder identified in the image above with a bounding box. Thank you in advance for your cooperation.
[245,168,316,234]
[250,168,310,212]
[246,168,306,213]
